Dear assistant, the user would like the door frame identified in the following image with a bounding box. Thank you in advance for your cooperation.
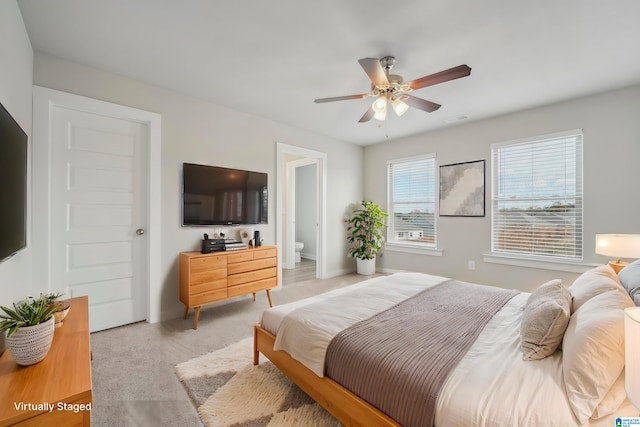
[31,86,162,323]
[276,143,327,283]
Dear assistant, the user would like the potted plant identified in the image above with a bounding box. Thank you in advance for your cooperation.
[0,295,58,366]
[42,292,71,328]
[345,201,388,275]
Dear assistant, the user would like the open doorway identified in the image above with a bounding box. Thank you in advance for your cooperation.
[276,143,327,285]
[289,160,317,282]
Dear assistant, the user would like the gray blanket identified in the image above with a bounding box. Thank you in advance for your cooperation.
[325,279,519,427]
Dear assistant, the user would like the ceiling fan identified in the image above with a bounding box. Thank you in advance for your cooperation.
[314,56,471,122]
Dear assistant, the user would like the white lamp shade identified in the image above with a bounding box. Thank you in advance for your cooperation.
[391,98,409,116]
[625,307,640,410]
[372,96,387,121]
[372,96,387,113]
[595,234,640,258]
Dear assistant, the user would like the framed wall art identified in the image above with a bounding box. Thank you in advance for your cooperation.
[439,160,485,217]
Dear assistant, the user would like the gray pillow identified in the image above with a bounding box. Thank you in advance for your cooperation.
[520,279,572,361]
[618,259,640,305]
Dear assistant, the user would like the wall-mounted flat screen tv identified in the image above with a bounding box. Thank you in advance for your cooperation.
[182,163,268,226]
[0,101,27,262]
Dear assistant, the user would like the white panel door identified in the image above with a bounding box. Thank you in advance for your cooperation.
[50,107,147,332]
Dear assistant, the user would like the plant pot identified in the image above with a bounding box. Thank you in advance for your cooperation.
[356,257,376,275]
[6,316,55,366]
[53,300,71,328]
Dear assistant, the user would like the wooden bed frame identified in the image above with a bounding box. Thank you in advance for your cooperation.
[253,323,400,427]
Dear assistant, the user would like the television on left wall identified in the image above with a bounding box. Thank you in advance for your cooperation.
[0,100,27,262]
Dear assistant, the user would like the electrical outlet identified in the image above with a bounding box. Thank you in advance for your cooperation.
[468,260,476,270]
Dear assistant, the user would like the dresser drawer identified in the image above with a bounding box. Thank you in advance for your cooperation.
[253,247,277,259]
[227,251,255,263]
[228,266,277,287]
[228,277,277,298]
[190,278,227,294]
[190,267,227,285]
[190,288,227,306]
[190,255,226,272]
[227,257,276,275]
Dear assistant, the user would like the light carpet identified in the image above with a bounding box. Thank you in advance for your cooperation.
[175,337,342,427]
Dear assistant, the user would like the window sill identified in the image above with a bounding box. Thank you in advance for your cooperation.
[384,243,443,257]
[483,253,599,274]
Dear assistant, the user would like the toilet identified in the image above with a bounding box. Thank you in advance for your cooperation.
[294,241,304,263]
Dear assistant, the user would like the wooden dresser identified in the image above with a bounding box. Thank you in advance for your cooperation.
[0,296,92,427]
[179,246,277,329]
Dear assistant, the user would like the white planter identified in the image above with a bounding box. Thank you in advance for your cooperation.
[6,316,55,366]
[356,257,376,275]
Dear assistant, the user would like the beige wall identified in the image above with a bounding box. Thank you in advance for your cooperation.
[32,52,363,320]
[365,84,640,292]
[0,1,33,306]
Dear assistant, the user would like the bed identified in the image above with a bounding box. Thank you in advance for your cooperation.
[253,266,640,426]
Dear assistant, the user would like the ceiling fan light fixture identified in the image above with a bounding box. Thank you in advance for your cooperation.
[372,96,387,113]
[373,110,387,121]
[314,56,471,124]
[391,97,409,116]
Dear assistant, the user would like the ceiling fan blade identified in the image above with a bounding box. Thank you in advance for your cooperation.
[314,94,369,103]
[358,107,375,123]
[404,95,441,113]
[408,64,471,90]
[358,58,389,86]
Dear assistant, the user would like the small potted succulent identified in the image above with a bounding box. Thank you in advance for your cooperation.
[0,295,59,366]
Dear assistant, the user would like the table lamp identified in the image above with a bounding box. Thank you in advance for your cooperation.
[595,234,640,273]
[625,307,640,411]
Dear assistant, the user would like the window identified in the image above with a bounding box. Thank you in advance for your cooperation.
[491,130,583,261]
[387,154,437,248]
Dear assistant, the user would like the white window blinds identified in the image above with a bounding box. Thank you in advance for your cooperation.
[491,131,583,261]
[387,154,437,248]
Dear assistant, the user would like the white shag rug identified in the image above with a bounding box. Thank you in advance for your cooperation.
[175,337,342,427]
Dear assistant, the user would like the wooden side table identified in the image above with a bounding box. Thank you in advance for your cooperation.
[0,296,92,426]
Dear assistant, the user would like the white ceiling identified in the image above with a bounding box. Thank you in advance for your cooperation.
[17,0,640,146]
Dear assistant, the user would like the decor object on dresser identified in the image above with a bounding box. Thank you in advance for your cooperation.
[595,234,640,273]
[42,292,72,328]
[238,227,254,246]
[625,307,640,411]
[180,246,277,329]
[439,159,485,217]
[0,295,59,366]
[52,301,71,328]
[345,201,388,275]
[254,268,640,426]
[0,296,92,426]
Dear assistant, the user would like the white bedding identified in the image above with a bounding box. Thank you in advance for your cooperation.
[259,272,637,426]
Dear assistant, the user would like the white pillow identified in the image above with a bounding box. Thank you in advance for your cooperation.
[562,287,634,423]
[569,265,622,312]
[590,370,626,419]
[520,279,571,360]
